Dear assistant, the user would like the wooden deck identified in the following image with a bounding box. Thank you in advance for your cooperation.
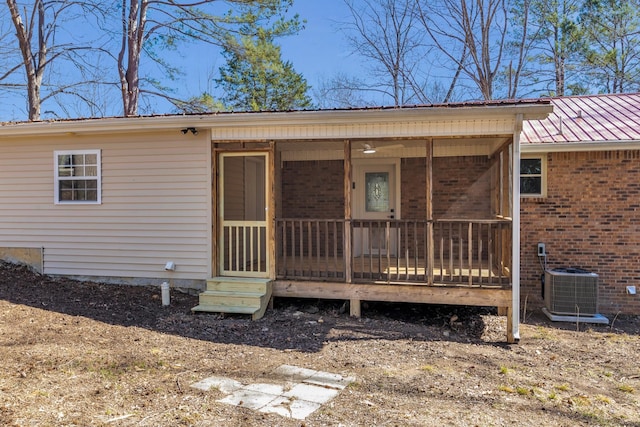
[220,217,516,342]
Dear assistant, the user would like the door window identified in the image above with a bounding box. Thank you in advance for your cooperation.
[365,172,390,212]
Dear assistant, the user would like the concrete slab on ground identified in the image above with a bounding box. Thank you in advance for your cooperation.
[190,364,355,420]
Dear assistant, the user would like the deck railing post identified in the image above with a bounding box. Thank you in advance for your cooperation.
[426,138,434,285]
[344,140,353,284]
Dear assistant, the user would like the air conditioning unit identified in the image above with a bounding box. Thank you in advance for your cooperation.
[544,268,598,316]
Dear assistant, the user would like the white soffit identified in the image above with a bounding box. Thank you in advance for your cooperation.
[278,137,503,162]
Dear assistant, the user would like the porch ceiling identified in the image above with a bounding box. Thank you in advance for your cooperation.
[277,136,511,162]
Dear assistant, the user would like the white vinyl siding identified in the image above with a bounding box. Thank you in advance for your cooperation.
[0,132,211,283]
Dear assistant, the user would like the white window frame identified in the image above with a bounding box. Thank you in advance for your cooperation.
[520,154,546,197]
[54,149,102,204]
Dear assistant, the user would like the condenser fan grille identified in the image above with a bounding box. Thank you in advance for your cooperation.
[544,268,598,316]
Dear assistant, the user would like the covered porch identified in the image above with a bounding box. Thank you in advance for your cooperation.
[197,103,553,343]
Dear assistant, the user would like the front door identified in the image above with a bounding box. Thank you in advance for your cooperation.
[219,152,269,277]
[353,160,400,256]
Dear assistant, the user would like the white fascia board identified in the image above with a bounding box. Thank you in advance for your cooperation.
[0,115,214,137]
[522,140,640,153]
[202,104,553,128]
[0,104,552,138]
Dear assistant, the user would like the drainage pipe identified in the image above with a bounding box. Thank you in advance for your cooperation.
[161,281,171,306]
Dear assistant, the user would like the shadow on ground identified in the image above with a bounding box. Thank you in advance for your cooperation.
[2,262,637,353]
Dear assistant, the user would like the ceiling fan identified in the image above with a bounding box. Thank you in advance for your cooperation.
[356,142,406,154]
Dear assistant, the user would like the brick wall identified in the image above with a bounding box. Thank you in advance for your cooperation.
[402,156,493,219]
[281,160,344,219]
[520,150,640,314]
[282,157,494,220]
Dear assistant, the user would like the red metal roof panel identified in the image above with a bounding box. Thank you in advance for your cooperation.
[522,93,640,144]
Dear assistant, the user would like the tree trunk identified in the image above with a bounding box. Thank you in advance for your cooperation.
[119,0,145,117]
[7,0,43,121]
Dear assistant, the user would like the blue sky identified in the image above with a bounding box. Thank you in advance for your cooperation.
[181,0,359,105]
[0,1,359,120]
[279,1,357,86]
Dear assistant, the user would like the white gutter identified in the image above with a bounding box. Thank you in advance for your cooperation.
[522,140,640,153]
[511,114,522,344]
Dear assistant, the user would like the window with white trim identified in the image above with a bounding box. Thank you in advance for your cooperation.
[520,155,546,197]
[54,150,101,204]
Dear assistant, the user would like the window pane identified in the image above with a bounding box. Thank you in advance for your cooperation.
[71,154,85,166]
[85,154,97,164]
[521,158,541,175]
[58,154,70,166]
[58,179,98,202]
[365,172,389,212]
[58,166,72,177]
[521,177,542,195]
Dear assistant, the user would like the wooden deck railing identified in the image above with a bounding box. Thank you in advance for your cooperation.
[276,219,346,280]
[433,219,511,287]
[221,221,268,276]
[275,218,511,287]
[351,219,429,282]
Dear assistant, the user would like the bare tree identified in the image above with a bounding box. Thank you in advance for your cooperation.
[341,0,429,106]
[416,0,520,100]
[4,0,105,121]
[313,73,379,108]
[113,0,297,117]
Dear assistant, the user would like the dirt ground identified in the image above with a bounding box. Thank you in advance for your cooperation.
[1,261,639,427]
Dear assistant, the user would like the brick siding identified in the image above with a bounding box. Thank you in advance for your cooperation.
[281,160,344,219]
[281,157,493,220]
[521,150,640,314]
[402,157,492,219]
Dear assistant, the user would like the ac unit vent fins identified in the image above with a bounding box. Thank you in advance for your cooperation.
[544,268,598,316]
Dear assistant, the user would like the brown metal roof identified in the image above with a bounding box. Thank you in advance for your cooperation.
[1,98,551,127]
[521,92,640,144]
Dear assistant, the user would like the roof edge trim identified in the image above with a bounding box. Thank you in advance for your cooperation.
[0,103,552,137]
[522,140,640,153]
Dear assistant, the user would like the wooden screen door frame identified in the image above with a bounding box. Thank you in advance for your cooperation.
[352,158,401,256]
[218,151,271,278]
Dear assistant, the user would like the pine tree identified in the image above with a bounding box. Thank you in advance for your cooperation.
[216,28,313,111]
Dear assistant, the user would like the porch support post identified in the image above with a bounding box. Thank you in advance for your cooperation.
[344,139,359,316]
[509,114,523,343]
[426,138,434,285]
[268,141,276,280]
[211,148,219,277]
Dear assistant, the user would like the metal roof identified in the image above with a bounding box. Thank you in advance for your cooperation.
[0,100,552,137]
[0,97,551,126]
[521,92,640,144]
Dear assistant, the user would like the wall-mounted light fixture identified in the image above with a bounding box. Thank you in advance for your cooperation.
[181,127,198,135]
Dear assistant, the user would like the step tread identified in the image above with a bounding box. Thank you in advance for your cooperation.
[192,304,257,314]
[207,277,271,284]
[199,290,266,298]
[206,279,272,293]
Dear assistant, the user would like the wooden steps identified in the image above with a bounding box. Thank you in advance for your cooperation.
[192,277,272,320]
